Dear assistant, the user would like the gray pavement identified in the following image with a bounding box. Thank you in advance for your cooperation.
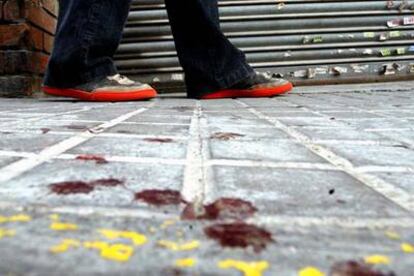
[0,82,414,276]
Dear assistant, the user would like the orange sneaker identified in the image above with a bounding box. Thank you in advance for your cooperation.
[43,74,157,102]
[199,71,293,100]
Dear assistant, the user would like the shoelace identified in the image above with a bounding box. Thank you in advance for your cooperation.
[107,74,135,85]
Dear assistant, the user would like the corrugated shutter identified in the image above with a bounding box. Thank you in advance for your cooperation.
[115,0,414,92]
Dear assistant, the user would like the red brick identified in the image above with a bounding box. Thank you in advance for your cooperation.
[24,1,57,34]
[43,32,54,53]
[41,0,58,17]
[27,25,44,51]
[0,75,42,97]
[0,50,49,74]
[3,0,22,21]
[0,24,29,47]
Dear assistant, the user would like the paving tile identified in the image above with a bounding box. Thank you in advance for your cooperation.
[0,132,71,153]
[210,140,325,162]
[212,166,408,217]
[0,160,183,210]
[68,137,187,159]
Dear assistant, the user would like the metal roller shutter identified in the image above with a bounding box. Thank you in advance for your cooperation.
[115,0,414,92]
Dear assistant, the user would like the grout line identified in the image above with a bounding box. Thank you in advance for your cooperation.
[0,105,108,128]
[0,199,411,228]
[0,201,175,220]
[237,99,414,212]
[58,153,186,165]
[1,150,413,172]
[0,102,156,183]
[181,102,210,203]
[0,129,188,140]
[248,215,414,228]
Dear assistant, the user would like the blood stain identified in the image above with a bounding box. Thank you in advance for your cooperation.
[210,132,245,141]
[135,189,184,206]
[41,128,51,134]
[49,181,94,195]
[49,179,124,195]
[330,260,396,276]
[66,125,88,130]
[144,138,174,143]
[204,222,274,253]
[181,198,257,220]
[91,178,124,187]
[76,154,109,164]
[173,106,193,112]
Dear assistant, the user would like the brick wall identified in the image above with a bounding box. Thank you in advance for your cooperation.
[0,0,58,97]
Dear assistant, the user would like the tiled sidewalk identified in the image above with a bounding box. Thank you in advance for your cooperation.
[0,82,413,275]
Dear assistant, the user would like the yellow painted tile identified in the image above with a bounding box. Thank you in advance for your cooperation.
[401,243,414,253]
[218,259,269,276]
[98,229,147,246]
[299,267,325,276]
[175,258,196,268]
[158,240,200,251]
[364,255,391,265]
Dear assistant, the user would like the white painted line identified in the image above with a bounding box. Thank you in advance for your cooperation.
[237,100,414,212]
[0,150,37,158]
[0,103,155,183]
[0,105,107,128]
[209,159,338,170]
[58,153,186,165]
[248,215,414,228]
[0,128,188,140]
[181,102,211,203]
[357,166,414,173]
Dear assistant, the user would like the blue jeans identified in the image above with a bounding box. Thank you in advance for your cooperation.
[44,0,254,98]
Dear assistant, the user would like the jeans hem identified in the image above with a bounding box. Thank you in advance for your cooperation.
[43,63,118,88]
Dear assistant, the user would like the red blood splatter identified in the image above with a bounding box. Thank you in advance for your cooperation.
[49,178,124,195]
[143,138,174,143]
[330,260,395,276]
[91,178,124,187]
[135,189,184,206]
[40,128,51,134]
[210,132,245,141]
[66,125,88,130]
[76,154,109,164]
[49,181,94,195]
[181,198,257,220]
[204,222,274,252]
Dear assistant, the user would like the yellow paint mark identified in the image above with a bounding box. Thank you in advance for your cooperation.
[160,219,177,229]
[364,255,391,265]
[385,231,401,240]
[49,214,60,221]
[218,260,269,276]
[50,222,78,231]
[175,258,196,268]
[401,243,414,253]
[299,267,325,276]
[98,229,147,246]
[50,239,81,253]
[0,214,31,224]
[0,228,16,239]
[158,240,200,251]
[84,241,134,262]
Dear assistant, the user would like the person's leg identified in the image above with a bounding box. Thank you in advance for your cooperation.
[43,0,156,101]
[165,0,293,99]
[165,0,255,98]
